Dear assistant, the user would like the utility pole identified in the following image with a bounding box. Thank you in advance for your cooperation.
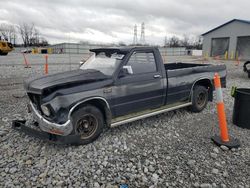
[140,22,145,45]
[133,24,138,45]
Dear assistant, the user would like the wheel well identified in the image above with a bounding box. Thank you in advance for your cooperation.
[244,61,250,72]
[193,79,213,101]
[71,99,111,127]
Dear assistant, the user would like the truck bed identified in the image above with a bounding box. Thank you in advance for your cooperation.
[164,62,226,78]
[164,62,208,70]
[164,62,227,105]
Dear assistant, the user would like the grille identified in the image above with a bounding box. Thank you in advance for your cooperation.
[27,93,41,111]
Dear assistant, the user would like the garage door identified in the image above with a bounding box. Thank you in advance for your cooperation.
[211,38,229,57]
[236,36,250,60]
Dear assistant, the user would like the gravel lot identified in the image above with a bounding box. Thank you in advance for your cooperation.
[0,53,249,188]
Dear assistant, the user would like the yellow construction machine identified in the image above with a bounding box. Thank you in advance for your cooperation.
[0,40,13,55]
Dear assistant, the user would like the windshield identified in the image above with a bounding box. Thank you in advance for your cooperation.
[80,52,124,76]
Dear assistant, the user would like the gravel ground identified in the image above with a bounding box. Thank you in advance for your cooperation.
[0,54,249,188]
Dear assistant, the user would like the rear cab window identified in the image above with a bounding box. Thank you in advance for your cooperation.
[126,52,157,74]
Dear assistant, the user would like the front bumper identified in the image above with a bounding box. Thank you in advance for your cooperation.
[30,102,73,136]
[12,120,81,145]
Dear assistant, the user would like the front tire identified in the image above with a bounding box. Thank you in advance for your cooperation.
[189,85,208,112]
[71,105,104,145]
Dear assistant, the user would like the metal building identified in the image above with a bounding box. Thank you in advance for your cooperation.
[49,43,106,54]
[202,19,250,60]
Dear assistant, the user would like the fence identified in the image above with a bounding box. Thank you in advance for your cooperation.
[7,46,190,67]
[49,43,188,56]
[13,44,188,57]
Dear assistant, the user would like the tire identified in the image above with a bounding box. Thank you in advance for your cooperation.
[189,85,208,112]
[0,52,8,56]
[71,105,104,145]
[243,61,250,72]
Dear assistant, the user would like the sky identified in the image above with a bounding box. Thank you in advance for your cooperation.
[0,0,250,45]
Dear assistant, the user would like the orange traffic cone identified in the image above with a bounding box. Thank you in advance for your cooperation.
[235,56,240,66]
[214,55,220,60]
[211,73,240,149]
[22,53,31,68]
[44,55,48,74]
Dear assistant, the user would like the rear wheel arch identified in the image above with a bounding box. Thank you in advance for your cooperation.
[243,61,250,72]
[191,78,213,102]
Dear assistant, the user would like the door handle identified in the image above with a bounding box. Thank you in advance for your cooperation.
[153,74,161,78]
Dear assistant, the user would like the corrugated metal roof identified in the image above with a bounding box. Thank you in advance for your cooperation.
[201,19,250,36]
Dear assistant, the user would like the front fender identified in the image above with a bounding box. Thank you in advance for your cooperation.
[45,96,111,126]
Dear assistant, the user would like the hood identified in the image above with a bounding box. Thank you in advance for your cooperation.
[25,69,111,94]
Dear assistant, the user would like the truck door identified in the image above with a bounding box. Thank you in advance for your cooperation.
[113,50,165,117]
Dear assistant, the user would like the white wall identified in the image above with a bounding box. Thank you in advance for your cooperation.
[192,50,202,56]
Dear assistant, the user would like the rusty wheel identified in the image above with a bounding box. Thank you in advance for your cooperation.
[76,114,98,139]
[71,105,104,145]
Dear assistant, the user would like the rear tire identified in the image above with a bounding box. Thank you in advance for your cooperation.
[189,85,208,112]
[71,105,104,145]
[0,52,8,56]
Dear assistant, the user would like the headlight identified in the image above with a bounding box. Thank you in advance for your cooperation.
[41,105,50,116]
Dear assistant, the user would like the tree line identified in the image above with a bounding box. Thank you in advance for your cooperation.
[0,23,48,47]
[164,35,202,49]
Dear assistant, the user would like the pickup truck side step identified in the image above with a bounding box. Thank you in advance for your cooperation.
[111,102,192,127]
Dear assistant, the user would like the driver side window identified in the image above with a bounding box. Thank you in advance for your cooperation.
[127,52,157,74]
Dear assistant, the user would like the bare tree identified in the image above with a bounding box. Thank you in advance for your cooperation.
[0,24,10,41]
[169,36,180,47]
[192,36,202,49]
[164,34,203,49]
[30,28,41,46]
[18,23,36,47]
[164,36,168,47]
[40,37,48,46]
[0,23,17,45]
[181,34,190,47]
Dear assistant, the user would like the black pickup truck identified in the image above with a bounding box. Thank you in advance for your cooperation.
[13,47,226,144]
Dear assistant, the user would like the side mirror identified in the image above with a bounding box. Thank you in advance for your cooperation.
[119,65,133,77]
